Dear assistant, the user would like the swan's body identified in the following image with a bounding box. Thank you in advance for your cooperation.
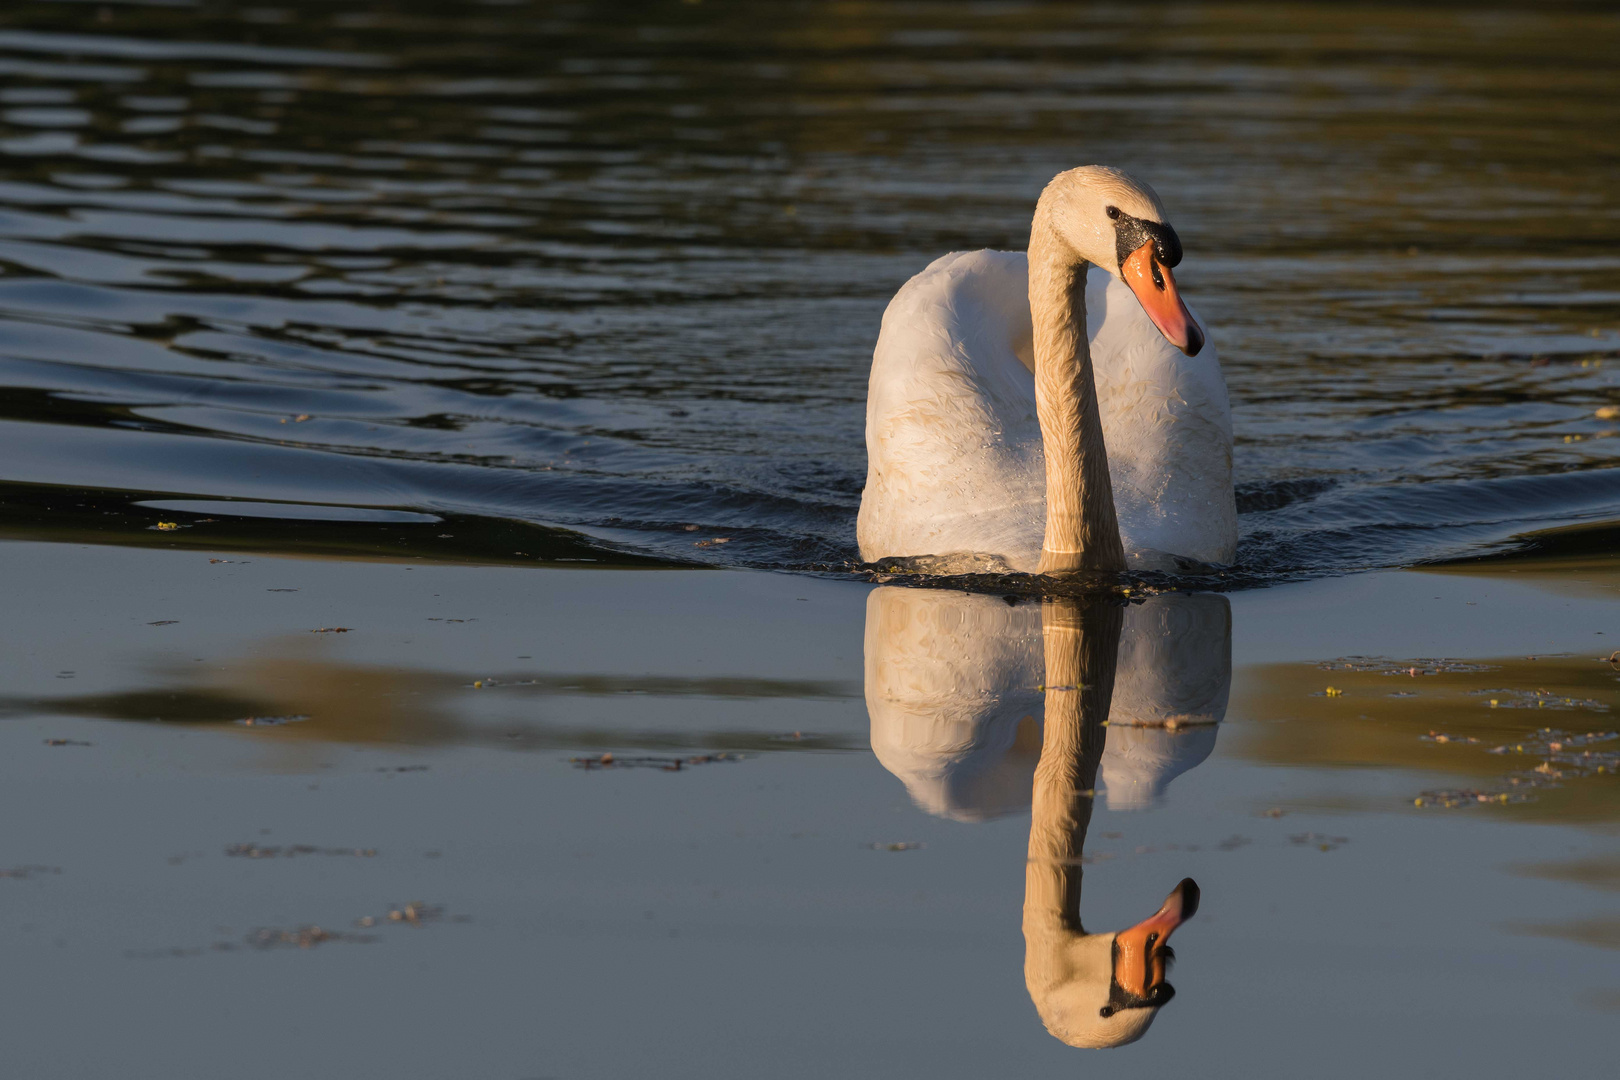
[857,168,1237,573]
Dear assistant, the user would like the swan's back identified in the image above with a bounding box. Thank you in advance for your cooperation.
[858,251,1237,571]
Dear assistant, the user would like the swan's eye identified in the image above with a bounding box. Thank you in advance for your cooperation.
[1105,206,1121,220]
[1150,261,1165,291]
[1099,1005,1116,1018]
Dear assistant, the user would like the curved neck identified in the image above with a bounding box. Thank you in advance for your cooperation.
[1028,221,1125,574]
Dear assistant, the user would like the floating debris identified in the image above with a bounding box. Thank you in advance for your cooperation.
[1420,731,1482,745]
[43,738,92,747]
[1259,807,1287,818]
[1317,657,1494,676]
[1484,728,1619,774]
[310,627,352,634]
[131,902,461,960]
[1473,689,1608,711]
[247,925,373,950]
[694,537,732,547]
[234,714,310,727]
[570,752,743,771]
[225,844,378,859]
[1322,686,1343,697]
[1289,832,1350,851]
[385,901,443,926]
[1410,724,1620,807]
[151,521,182,531]
[147,620,179,626]
[867,842,925,852]
[1414,788,1537,809]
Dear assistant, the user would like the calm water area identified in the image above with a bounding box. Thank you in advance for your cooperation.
[1,2,1617,1076]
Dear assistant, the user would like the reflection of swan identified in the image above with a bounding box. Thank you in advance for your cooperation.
[857,166,1236,574]
[1024,598,1198,1047]
[1102,593,1229,809]
[865,587,1228,818]
[865,589,1044,821]
[864,586,1223,1047]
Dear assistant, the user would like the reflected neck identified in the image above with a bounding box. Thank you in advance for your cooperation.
[1028,221,1125,574]
[1023,600,1123,936]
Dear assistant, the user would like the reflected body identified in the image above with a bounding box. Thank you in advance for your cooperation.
[865,585,1230,1046]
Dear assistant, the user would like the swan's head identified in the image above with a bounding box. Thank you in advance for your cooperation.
[1026,877,1200,1049]
[1036,165,1205,356]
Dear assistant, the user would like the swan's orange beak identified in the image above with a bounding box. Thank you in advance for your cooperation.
[1122,242,1204,357]
[1113,878,1199,999]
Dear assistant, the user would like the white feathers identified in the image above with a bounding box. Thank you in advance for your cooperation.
[857,250,1238,572]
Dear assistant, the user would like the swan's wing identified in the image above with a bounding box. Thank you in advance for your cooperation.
[858,251,1044,572]
[1087,268,1238,567]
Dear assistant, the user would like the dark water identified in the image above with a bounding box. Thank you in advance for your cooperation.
[2,1,1618,576]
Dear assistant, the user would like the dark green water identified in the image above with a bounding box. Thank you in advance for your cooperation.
[2,1,1618,574]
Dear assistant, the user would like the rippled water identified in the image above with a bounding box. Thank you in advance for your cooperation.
[2,1,1618,577]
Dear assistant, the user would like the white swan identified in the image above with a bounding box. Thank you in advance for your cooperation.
[858,166,1237,574]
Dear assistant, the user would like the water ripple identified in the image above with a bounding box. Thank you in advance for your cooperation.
[0,1,1616,577]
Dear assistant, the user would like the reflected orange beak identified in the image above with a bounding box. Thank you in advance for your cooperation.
[1113,878,1200,998]
[1122,241,1204,356]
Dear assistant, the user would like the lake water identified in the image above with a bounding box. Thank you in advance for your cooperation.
[0,2,1616,1076]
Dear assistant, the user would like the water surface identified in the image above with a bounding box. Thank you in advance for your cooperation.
[1,540,1616,1077]
[2,1,1618,576]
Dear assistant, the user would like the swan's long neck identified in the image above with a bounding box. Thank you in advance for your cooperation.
[1028,220,1126,574]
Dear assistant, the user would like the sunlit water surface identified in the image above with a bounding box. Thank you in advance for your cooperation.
[1,1,1618,576]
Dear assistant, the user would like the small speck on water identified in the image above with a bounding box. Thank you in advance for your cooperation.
[1290,833,1350,851]
[867,842,925,852]
[570,752,743,771]
[225,843,377,858]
